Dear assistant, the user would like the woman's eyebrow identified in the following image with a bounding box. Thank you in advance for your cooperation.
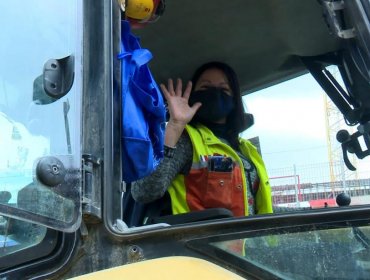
[219,82,230,87]
[199,80,230,86]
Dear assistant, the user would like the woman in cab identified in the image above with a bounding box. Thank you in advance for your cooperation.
[132,61,273,217]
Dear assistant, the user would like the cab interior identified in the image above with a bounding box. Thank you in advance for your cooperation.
[0,1,370,278]
[120,0,370,226]
[135,1,340,92]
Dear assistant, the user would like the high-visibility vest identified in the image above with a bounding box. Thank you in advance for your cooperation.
[168,124,273,216]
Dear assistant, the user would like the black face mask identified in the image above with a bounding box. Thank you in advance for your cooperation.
[188,87,235,123]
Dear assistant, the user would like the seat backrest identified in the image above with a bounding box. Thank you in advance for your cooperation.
[122,185,234,226]
[121,184,172,227]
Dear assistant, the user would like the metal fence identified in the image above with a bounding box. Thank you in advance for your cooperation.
[268,161,370,207]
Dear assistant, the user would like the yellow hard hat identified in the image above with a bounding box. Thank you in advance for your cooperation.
[119,0,165,29]
[125,0,154,20]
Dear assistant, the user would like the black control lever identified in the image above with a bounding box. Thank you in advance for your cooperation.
[337,123,370,170]
[337,130,358,170]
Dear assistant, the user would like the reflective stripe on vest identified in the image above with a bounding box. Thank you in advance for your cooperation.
[168,124,273,216]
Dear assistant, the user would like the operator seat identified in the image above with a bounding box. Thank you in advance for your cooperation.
[121,184,233,226]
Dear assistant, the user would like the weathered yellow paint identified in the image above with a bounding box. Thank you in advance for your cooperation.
[70,256,246,280]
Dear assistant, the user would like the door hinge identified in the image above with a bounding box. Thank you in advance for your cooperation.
[81,154,103,223]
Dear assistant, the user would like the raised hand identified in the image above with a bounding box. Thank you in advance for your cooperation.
[160,78,201,126]
[160,78,202,147]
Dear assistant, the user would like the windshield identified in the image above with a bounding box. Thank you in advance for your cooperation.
[189,219,370,279]
[214,225,370,279]
[0,0,82,232]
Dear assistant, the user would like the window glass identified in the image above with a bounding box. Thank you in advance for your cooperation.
[243,71,370,211]
[212,225,370,279]
[0,0,82,232]
[0,216,47,259]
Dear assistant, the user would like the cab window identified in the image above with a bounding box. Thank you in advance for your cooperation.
[243,70,370,210]
[0,0,82,263]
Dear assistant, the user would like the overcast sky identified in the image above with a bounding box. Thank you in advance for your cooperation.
[242,73,370,182]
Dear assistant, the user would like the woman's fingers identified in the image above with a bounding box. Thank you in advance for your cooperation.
[182,81,192,100]
[160,83,170,101]
[159,78,199,124]
[175,78,182,96]
[161,78,191,101]
[190,101,202,113]
[167,78,175,94]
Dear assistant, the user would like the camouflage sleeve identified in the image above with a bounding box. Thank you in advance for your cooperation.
[131,132,193,203]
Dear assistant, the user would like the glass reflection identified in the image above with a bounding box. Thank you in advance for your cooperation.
[0,216,47,258]
[212,226,370,279]
[0,0,81,229]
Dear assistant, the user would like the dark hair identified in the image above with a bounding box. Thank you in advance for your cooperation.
[190,61,250,146]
